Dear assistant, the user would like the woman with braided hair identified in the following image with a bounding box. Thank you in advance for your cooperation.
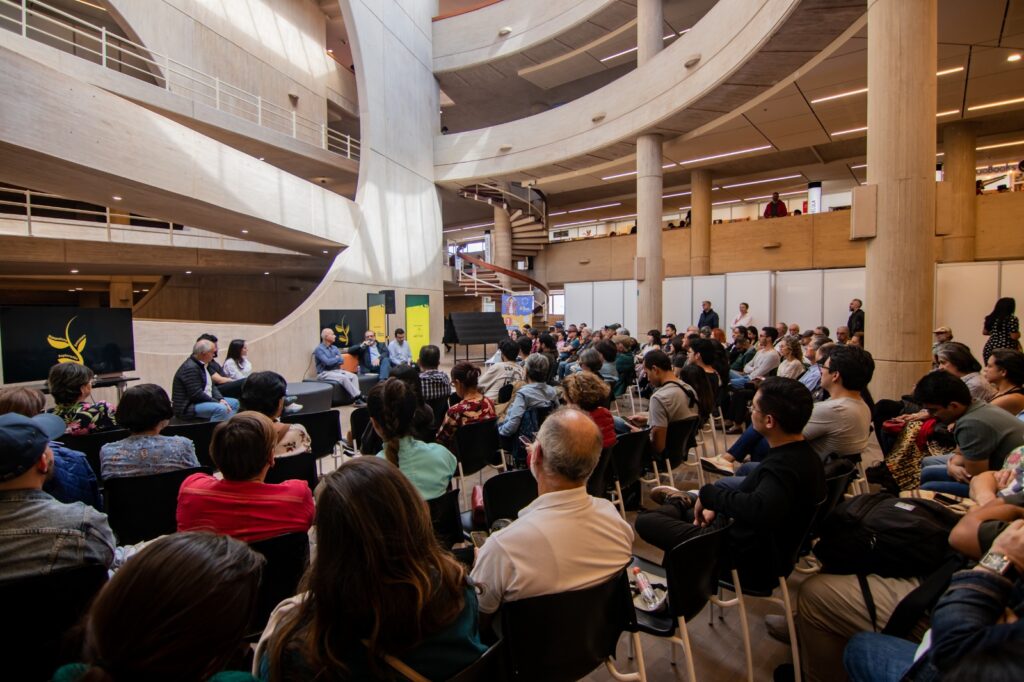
[366,379,456,500]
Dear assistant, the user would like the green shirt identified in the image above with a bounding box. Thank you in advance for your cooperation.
[377,436,457,500]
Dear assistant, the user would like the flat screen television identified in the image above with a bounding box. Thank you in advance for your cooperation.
[0,306,136,384]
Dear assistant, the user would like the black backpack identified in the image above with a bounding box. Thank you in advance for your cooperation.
[813,492,959,578]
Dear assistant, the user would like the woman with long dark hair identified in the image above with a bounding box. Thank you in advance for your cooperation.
[222,339,252,380]
[982,349,1024,415]
[983,297,1020,363]
[367,379,456,500]
[258,457,486,681]
[55,532,264,682]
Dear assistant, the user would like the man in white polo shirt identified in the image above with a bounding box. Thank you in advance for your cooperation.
[470,407,633,620]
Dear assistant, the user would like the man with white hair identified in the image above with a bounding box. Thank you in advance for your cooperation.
[171,339,240,421]
[314,328,364,406]
[471,407,633,621]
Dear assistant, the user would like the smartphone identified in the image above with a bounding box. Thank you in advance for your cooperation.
[470,531,488,548]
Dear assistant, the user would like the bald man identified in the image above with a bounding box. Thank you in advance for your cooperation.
[471,408,633,621]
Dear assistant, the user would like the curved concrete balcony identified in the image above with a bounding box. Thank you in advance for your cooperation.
[434,0,865,185]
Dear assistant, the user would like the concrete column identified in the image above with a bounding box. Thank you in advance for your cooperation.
[635,0,665,333]
[864,0,937,399]
[940,122,977,262]
[492,205,513,290]
[690,169,712,276]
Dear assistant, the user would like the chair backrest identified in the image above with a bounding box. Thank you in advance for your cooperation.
[661,416,700,468]
[281,410,341,458]
[586,446,614,499]
[57,428,131,478]
[104,466,208,544]
[427,488,465,550]
[500,570,636,681]
[264,451,319,491]
[349,407,380,454]
[483,469,538,529]
[0,563,109,682]
[161,420,218,468]
[428,396,450,430]
[497,383,514,404]
[784,495,829,572]
[248,532,310,634]
[610,429,650,489]
[663,521,732,622]
[446,640,505,682]
[454,418,502,477]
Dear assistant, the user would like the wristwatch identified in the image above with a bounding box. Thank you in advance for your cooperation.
[978,550,1019,580]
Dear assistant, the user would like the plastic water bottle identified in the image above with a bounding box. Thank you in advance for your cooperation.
[633,567,659,608]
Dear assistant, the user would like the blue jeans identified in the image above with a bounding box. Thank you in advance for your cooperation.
[714,461,760,490]
[728,369,749,390]
[193,397,239,422]
[362,357,391,380]
[921,454,952,468]
[727,426,771,462]
[919,465,969,497]
[843,632,917,682]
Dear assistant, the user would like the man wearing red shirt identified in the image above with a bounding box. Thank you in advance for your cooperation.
[177,411,313,543]
[763,192,789,218]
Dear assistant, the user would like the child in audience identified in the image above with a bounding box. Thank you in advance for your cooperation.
[256,457,487,680]
[54,532,263,682]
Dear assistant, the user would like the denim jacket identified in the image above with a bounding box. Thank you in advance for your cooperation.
[0,489,115,582]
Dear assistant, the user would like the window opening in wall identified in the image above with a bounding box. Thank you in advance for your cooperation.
[549,293,565,316]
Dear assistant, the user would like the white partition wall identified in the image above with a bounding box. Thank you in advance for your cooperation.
[564,282,594,327]
[936,262,1000,360]
[692,275,726,328]
[623,281,638,335]
[663,277,692,331]
[726,271,772,330]
[822,268,866,337]
[1000,261,1024,300]
[775,270,824,333]
[593,280,625,329]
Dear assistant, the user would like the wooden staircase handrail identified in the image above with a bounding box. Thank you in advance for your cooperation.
[455,248,549,296]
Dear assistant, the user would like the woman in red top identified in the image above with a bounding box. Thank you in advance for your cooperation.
[562,371,616,448]
[437,362,496,448]
[177,411,314,543]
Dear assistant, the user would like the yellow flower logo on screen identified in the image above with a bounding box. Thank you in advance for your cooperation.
[47,317,86,364]
[334,318,351,346]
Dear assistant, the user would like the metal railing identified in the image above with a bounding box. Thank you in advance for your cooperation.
[0,186,299,254]
[0,0,361,162]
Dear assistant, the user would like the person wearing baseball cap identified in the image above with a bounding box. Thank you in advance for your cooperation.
[0,412,114,582]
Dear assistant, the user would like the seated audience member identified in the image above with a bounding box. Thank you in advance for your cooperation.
[728,326,781,389]
[595,339,620,383]
[0,387,100,509]
[937,341,996,402]
[835,326,851,345]
[471,408,633,619]
[628,350,697,454]
[729,334,755,368]
[641,329,662,357]
[313,328,364,406]
[221,339,252,380]
[417,344,452,401]
[777,335,806,379]
[258,457,487,680]
[55,532,263,682]
[539,333,559,383]
[172,339,240,422]
[240,371,311,458]
[516,335,534,364]
[562,372,616,449]
[498,354,557,440]
[815,325,831,338]
[913,371,1024,497]
[678,364,716,428]
[798,337,829,398]
[389,364,438,442]
[368,380,456,500]
[788,323,801,336]
[479,340,525,401]
[437,362,496,449]
[176,412,315,542]
[774,322,788,345]
[387,328,413,367]
[688,338,723,395]
[0,412,114,581]
[850,331,865,347]
[983,349,1024,415]
[47,362,117,435]
[345,330,392,380]
[711,327,728,346]
[932,326,954,367]
[637,377,826,593]
[100,384,199,479]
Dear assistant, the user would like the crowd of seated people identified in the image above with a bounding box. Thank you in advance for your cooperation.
[7,314,1024,682]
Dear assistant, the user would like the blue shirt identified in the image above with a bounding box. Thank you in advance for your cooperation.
[799,363,822,395]
[99,434,200,480]
[388,339,412,365]
[377,436,456,500]
[45,443,103,510]
[313,343,343,374]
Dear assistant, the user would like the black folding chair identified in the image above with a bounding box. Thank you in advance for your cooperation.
[264,450,319,492]
[446,640,505,682]
[427,488,466,550]
[452,419,503,505]
[57,428,131,478]
[641,416,700,489]
[0,563,109,682]
[349,407,380,454]
[609,429,650,517]
[586,446,615,500]
[497,383,514,404]
[500,570,644,681]
[248,532,310,636]
[428,396,451,430]
[631,521,732,681]
[104,466,209,544]
[482,469,538,529]
[281,410,341,458]
[161,421,218,468]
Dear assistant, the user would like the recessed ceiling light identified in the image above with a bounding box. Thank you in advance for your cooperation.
[1009,54,1022,63]
[67,288,75,292]
[185,270,192,274]
[322,250,329,254]
[712,199,741,205]
[75,287,83,291]
[679,145,773,165]
[257,157,265,161]
[264,271,270,275]
[69,269,79,273]
[975,139,1024,151]
[548,210,567,216]
[850,163,867,169]
[327,49,334,53]
[133,290,140,293]
[567,202,623,214]
[935,66,964,76]
[968,96,1024,111]
[600,170,637,181]
[142,288,149,292]
[810,87,868,104]
[936,109,960,117]
[831,126,869,137]
[111,195,122,201]
[241,229,249,234]
[721,174,803,189]
[663,191,691,199]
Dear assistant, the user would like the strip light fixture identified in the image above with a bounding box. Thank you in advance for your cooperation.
[811,67,964,104]
[567,202,622,213]
[831,126,868,137]
[600,28,691,62]
[968,96,1024,111]
[976,139,1024,151]
[721,173,803,189]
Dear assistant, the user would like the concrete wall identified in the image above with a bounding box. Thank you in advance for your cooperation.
[133,274,323,324]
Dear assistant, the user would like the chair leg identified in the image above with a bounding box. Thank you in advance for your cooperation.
[664,458,675,488]
[605,633,646,682]
[679,617,697,682]
[614,481,627,519]
[780,577,802,682]
[458,462,467,510]
[732,570,754,682]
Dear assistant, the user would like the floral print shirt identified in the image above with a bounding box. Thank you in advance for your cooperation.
[437,397,497,448]
[49,401,117,436]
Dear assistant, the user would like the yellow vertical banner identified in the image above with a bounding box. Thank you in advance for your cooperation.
[367,293,386,339]
[405,294,430,361]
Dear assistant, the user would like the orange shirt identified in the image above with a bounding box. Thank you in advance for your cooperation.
[176,473,314,543]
